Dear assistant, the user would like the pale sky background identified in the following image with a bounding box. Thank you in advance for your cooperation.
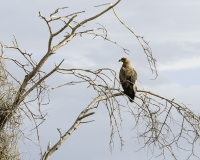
[1,0,200,160]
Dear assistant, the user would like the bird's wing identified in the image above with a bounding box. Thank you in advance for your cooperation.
[119,67,130,87]
[131,68,137,93]
[125,68,137,92]
[131,68,137,82]
[119,67,126,83]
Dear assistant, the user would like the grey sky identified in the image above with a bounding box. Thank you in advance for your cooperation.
[1,0,200,160]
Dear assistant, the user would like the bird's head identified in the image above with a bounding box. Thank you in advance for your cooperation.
[119,57,130,63]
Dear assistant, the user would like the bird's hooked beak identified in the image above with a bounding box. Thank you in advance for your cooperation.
[119,59,122,62]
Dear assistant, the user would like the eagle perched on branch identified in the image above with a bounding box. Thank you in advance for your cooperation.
[119,57,137,102]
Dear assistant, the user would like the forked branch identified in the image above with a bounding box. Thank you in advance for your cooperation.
[42,93,122,160]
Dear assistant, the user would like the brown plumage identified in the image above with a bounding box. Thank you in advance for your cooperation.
[119,57,137,102]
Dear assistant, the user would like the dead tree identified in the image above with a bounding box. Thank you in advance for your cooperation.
[0,1,199,160]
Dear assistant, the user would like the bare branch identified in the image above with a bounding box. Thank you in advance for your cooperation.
[72,0,121,31]
[42,93,122,160]
[112,7,158,78]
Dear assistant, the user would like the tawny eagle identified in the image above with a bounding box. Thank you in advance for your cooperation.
[119,57,137,102]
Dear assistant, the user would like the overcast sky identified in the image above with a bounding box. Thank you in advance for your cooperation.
[1,0,200,160]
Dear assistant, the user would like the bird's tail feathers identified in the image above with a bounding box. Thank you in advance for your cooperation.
[124,91,135,102]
